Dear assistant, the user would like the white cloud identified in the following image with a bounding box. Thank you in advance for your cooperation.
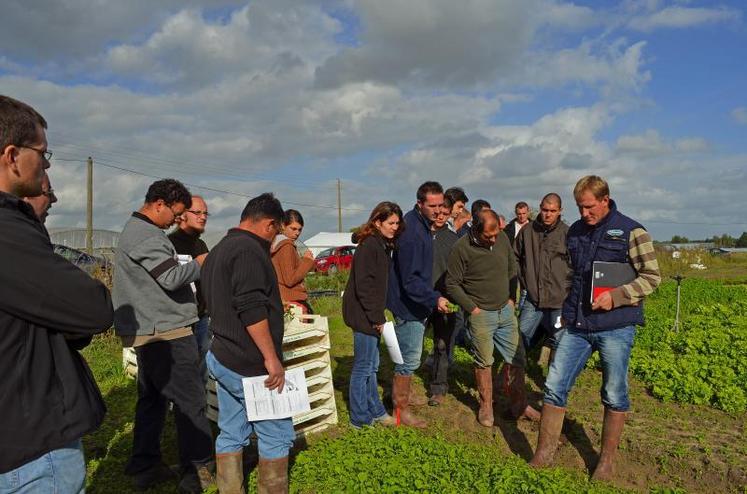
[628,6,741,31]
[2,0,744,242]
[315,0,647,93]
[105,3,340,90]
[0,0,246,62]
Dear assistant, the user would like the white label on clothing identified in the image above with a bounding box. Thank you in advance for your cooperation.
[242,367,311,421]
[176,254,197,293]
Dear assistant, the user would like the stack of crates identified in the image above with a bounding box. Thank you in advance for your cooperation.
[122,310,338,438]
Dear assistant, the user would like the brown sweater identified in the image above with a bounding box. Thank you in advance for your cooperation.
[271,238,315,303]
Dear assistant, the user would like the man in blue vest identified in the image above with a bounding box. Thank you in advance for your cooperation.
[530,175,660,481]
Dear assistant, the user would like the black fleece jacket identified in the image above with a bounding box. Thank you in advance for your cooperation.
[0,191,114,473]
[343,233,391,336]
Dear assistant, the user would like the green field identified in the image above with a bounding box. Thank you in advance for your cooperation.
[81,253,747,493]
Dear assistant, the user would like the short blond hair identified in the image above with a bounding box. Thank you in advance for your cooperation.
[573,175,609,201]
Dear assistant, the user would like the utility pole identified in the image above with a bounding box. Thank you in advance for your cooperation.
[86,156,93,255]
[337,178,342,233]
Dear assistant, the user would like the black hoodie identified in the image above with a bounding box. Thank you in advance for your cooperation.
[0,191,113,473]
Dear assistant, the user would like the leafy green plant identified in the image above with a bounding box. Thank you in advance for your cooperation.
[630,279,747,413]
[288,427,623,493]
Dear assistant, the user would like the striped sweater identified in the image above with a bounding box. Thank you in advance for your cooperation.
[610,228,661,307]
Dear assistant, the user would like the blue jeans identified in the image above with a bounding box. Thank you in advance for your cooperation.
[193,316,211,386]
[393,317,426,375]
[0,440,85,494]
[544,326,636,411]
[206,352,295,459]
[349,332,388,427]
[518,299,565,351]
[467,304,525,368]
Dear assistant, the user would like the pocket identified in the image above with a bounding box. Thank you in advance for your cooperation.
[596,240,626,262]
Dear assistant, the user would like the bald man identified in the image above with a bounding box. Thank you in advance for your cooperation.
[446,209,539,427]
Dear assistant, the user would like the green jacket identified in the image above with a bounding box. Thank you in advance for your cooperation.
[445,233,517,313]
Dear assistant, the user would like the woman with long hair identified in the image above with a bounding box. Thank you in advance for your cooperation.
[271,209,315,314]
[343,201,405,428]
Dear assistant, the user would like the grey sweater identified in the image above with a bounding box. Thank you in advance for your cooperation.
[113,212,200,336]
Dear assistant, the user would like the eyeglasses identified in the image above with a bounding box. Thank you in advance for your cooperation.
[168,206,184,219]
[20,146,53,161]
[186,210,210,217]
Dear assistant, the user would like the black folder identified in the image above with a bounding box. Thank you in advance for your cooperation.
[591,261,636,303]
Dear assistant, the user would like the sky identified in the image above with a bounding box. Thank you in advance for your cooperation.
[2,0,746,243]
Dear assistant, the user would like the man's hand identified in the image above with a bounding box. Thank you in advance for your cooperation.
[436,297,449,313]
[374,323,384,334]
[195,253,208,266]
[471,307,481,316]
[591,291,614,311]
[264,357,286,393]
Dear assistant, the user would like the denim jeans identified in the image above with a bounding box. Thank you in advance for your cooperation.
[206,352,295,459]
[447,310,467,362]
[544,325,636,411]
[393,317,426,375]
[518,299,565,351]
[429,311,456,395]
[126,336,214,475]
[349,331,388,427]
[193,316,211,386]
[467,304,525,369]
[0,440,85,494]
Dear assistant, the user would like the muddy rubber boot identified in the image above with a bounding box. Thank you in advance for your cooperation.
[392,374,427,428]
[257,456,289,494]
[507,364,541,422]
[493,364,509,404]
[591,408,627,482]
[474,367,494,427]
[529,404,566,468]
[216,452,243,494]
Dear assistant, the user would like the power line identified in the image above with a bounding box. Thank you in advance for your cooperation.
[54,156,370,213]
[49,138,338,190]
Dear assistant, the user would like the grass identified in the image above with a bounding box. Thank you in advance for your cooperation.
[79,256,747,493]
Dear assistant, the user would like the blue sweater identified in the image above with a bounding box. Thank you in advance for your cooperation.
[386,207,440,321]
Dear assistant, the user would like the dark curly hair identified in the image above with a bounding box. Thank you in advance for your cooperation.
[144,179,192,208]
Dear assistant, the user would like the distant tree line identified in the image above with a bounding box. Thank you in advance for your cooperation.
[669,232,747,248]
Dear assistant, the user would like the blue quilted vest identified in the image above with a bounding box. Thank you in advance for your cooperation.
[562,200,645,331]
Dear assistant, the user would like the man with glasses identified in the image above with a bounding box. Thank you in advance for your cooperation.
[169,195,211,386]
[1,95,113,492]
[427,195,459,406]
[22,171,57,224]
[113,179,215,493]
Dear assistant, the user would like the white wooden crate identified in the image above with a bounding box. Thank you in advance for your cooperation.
[126,312,338,437]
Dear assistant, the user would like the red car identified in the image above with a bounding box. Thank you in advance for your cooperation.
[314,245,356,274]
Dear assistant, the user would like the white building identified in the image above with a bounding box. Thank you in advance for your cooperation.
[302,232,357,257]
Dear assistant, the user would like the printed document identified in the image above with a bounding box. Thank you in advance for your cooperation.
[242,367,311,421]
[382,321,404,364]
[176,254,197,294]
